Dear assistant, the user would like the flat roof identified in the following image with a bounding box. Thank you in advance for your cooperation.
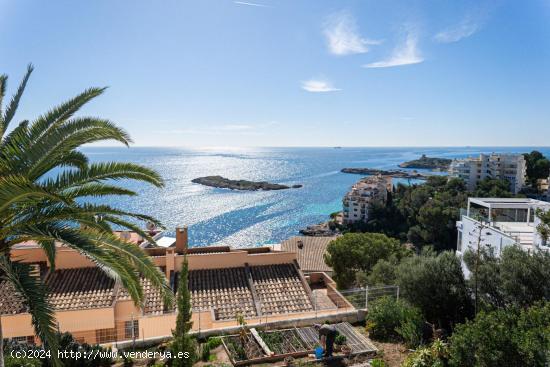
[156,236,176,248]
[469,197,549,209]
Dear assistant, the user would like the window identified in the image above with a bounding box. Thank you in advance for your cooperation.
[124,320,139,339]
[96,328,116,344]
[457,231,463,252]
[11,336,34,344]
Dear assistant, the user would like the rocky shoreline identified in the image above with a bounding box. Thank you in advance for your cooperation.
[399,154,451,170]
[299,212,343,237]
[192,176,302,191]
[340,168,429,179]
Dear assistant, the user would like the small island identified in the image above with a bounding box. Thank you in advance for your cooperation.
[341,168,429,179]
[192,176,302,191]
[399,154,452,170]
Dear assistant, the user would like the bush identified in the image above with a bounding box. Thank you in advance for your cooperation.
[402,339,449,367]
[369,359,386,367]
[4,356,42,367]
[207,337,222,349]
[448,302,550,366]
[366,297,424,347]
[201,343,212,362]
[335,334,347,345]
[3,333,112,367]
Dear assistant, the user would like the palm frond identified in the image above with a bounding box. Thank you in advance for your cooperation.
[0,175,67,213]
[0,64,33,137]
[0,73,7,124]
[0,255,61,366]
[28,87,107,142]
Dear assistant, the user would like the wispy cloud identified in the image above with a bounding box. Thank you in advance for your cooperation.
[363,31,423,68]
[323,11,380,56]
[233,1,268,8]
[434,16,481,43]
[301,79,341,93]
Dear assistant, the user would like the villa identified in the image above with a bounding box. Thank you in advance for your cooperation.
[456,197,550,277]
[0,228,354,346]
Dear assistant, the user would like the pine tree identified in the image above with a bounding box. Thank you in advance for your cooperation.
[171,257,196,367]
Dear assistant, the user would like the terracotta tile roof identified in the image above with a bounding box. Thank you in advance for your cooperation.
[188,267,256,320]
[1,267,116,314]
[250,264,313,315]
[280,236,334,273]
[45,267,116,310]
[117,277,172,315]
[0,280,28,315]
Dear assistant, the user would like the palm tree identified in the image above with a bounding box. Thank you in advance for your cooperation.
[0,65,173,366]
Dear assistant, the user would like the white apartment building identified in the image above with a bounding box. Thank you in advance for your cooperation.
[342,175,392,224]
[456,197,550,277]
[449,153,526,194]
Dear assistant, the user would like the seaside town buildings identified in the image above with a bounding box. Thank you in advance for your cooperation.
[342,175,392,224]
[448,153,527,194]
[1,228,354,346]
[456,197,550,277]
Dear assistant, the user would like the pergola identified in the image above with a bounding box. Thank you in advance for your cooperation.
[467,198,536,223]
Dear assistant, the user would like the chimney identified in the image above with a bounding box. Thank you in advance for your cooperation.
[175,226,188,254]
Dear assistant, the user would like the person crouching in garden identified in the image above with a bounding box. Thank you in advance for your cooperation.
[314,324,337,358]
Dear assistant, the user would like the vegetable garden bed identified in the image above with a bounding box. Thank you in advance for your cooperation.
[221,322,377,366]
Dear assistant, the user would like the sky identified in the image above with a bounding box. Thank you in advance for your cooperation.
[1,0,549,147]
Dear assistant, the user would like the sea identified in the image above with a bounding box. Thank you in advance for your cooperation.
[82,146,550,248]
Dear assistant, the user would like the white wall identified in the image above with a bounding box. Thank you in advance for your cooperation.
[457,216,517,278]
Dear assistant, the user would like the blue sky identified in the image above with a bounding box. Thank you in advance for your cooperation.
[1,0,549,147]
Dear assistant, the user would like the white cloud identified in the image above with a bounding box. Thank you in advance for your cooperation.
[363,31,423,68]
[434,17,481,43]
[301,79,341,93]
[323,11,380,56]
[233,1,268,8]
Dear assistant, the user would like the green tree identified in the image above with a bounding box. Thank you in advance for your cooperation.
[535,208,550,246]
[324,233,409,289]
[524,151,550,186]
[0,66,173,367]
[396,251,472,329]
[362,257,398,286]
[448,303,550,367]
[464,245,550,309]
[171,257,196,367]
[473,178,515,198]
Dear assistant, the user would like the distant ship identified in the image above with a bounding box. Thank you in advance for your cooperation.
[334,146,342,149]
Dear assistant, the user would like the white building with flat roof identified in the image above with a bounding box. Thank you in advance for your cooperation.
[456,197,550,277]
[449,153,526,194]
[342,175,392,224]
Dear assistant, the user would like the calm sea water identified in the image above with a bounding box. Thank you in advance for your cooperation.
[82,146,550,248]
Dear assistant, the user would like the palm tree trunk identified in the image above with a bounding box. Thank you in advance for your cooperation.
[0,316,5,367]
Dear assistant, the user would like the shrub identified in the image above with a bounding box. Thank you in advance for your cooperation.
[207,336,222,349]
[366,297,424,347]
[369,359,386,367]
[201,343,212,362]
[402,339,449,367]
[448,302,550,366]
[4,356,42,367]
[335,334,347,345]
